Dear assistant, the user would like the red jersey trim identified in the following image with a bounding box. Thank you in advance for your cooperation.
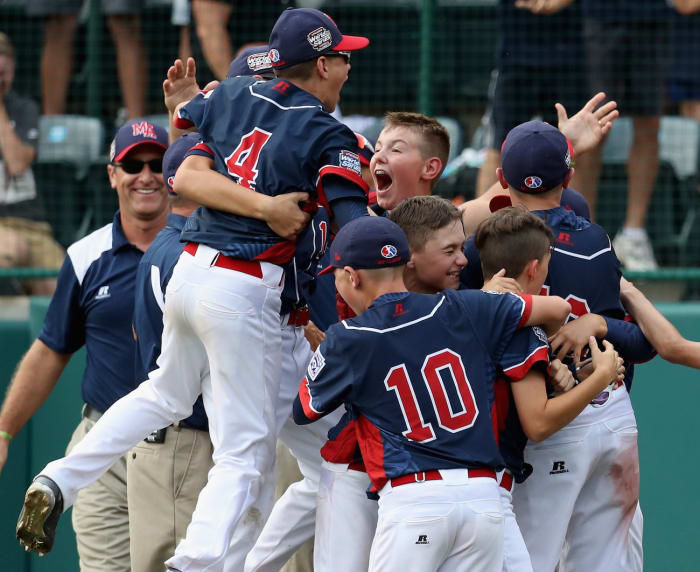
[173,111,194,130]
[355,415,388,492]
[504,345,550,381]
[189,142,214,157]
[298,378,323,422]
[253,240,296,265]
[320,420,360,464]
[515,294,533,328]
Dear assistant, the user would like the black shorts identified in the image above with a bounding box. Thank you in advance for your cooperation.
[488,64,588,150]
[584,19,669,117]
[26,0,142,17]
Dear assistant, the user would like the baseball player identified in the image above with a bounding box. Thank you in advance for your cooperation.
[293,215,581,571]
[461,121,655,571]
[8,119,171,570]
[473,205,627,572]
[460,91,620,236]
[17,8,370,572]
[127,132,213,571]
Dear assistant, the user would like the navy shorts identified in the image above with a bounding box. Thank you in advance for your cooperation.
[488,64,588,150]
[584,19,669,117]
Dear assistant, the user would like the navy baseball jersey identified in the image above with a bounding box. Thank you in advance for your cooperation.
[294,289,534,491]
[39,212,142,414]
[183,136,333,315]
[174,76,368,264]
[493,326,550,483]
[133,213,208,430]
[461,206,655,386]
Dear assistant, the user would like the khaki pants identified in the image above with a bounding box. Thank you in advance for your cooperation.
[275,442,314,572]
[66,416,130,572]
[127,424,214,572]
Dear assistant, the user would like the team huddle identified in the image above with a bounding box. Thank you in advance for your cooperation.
[8,6,676,572]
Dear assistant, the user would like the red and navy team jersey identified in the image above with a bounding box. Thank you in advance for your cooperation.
[294,289,534,492]
[492,326,550,483]
[175,76,367,264]
[462,206,655,380]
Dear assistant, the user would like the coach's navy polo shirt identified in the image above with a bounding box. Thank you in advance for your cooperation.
[133,213,208,431]
[39,211,143,414]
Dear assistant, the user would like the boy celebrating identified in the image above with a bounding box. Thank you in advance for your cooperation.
[294,216,618,571]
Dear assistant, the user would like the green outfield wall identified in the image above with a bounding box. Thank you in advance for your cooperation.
[0,298,698,571]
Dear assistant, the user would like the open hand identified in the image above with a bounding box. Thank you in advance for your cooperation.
[557,92,619,156]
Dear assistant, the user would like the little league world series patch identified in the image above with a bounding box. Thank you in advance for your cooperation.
[339,150,361,175]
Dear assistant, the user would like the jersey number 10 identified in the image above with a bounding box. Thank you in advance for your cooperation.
[384,349,478,443]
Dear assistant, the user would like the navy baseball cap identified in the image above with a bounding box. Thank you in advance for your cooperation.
[162,132,201,194]
[268,8,369,70]
[227,45,274,79]
[318,216,410,276]
[500,120,573,194]
[110,119,168,163]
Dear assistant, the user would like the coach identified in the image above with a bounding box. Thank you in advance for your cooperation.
[0,120,170,571]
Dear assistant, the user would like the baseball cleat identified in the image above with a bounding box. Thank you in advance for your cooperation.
[16,475,63,556]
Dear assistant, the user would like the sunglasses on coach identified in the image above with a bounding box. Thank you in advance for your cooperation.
[110,158,163,174]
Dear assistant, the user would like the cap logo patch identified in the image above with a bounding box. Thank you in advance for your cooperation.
[269,49,280,63]
[247,52,272,71]
[131,121,157,140]
[565,149,571,168]
[524,176,543,189]
[307,27,333,51]
[381,245,398,259]
[338,150,361,175]
[167,176,175,188]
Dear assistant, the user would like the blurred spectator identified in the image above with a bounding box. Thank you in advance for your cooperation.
[574,0,671,270]
[26,0,147,118]
[172,0,192,63]
[0,32,64,295]
[476,0,586,196]
[192,0,292,80]
[669,1,700,122]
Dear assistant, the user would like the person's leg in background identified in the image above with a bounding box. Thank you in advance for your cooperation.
[106,11,147,119]
[39,14,77,115]
[191,0,232,80]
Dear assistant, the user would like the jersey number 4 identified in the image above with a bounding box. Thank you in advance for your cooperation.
[384,349,478,443]
[225,127,272,190]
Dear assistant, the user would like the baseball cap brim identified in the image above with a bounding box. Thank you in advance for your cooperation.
[317,264,336,276]
[114,141,168,163]
[333,35,369,52]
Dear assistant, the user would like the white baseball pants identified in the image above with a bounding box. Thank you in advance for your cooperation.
[512,411,641,572]
[369,470,504,572]
[43,246,286,571]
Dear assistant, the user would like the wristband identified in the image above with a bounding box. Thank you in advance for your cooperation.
[0,430,12,442]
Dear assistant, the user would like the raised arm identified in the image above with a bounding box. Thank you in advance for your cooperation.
[620,278,700,368]
[0,340,72,475]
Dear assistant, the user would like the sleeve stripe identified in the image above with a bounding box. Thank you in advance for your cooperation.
[318,165,369,192]
[504,345,550,381]
[189,142,213,157]
[298,377,323,421]
[173,109,194,130]
[515,293,533,328]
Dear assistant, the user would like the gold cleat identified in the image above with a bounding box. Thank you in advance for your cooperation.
[16,476,63,556]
